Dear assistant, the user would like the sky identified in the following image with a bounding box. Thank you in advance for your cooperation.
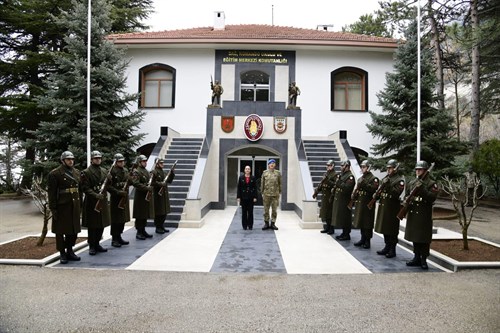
[146,0,382,32]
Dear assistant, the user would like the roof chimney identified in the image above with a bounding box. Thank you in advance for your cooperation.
[316,24,334,31]
[214,11,225,30]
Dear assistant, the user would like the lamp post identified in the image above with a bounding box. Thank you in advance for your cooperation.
[86,0,91,166]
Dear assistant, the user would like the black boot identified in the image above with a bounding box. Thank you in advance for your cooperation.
[385,244,396,258]
[377,244,390,255]
[262,222,270,230]
[336,233,350,241]
[320,224,328,233]
[136,230,146,240]
[111,236,122,248]
[118,236,129,245]
[66,247,81,261]
[270,222,278,230]
[406,254,421,267]
[354,236,365,247]
[362,239,371,249]
[96,245,107,253]
[421,256,429,270]
[89,247,97,255]
[59,251,68,264]
[155,227,165,234]
[326,226,335,235]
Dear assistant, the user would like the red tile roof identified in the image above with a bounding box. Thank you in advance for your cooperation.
[108,25,398,48]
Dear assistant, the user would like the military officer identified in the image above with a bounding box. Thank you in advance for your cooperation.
[47,151,82,264]
[313,160,337,235]
[107,153,131,247]
[404,161,439,269]
[151,157,175,234]
[81,150,111,255]
[132,155,154,240]
[261,159,282,230]
[332,160,356,240]
[351,160,379,249]
[373,159,405,258]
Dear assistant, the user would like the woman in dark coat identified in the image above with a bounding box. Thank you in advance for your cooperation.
[237,165,258,230]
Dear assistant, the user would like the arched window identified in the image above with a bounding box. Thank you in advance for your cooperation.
[331,67,368,111]
[139,64,176,108]
[240,70,270,101]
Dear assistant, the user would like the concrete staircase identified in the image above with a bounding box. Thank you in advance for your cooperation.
[163,137,204,226]
[303,140,341,207]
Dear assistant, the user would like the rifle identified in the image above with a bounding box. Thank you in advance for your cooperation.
[397,162,435,220]
[118,163,137,210]
[158,160,177,196]
[328,174,341,203]
[367,163,399,210]
[94,160,116,213]
[312,171,329,199]
[210,75,214,91]
[145,163,155,202]
[347,166,371,210]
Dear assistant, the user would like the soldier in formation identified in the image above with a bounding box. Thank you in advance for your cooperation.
[351,160,379,249]
[403,161,438,270]
[313,160,337,235]
[261,159,282,230]
[331,160,355,241]
[107,153,131,248]
[151,158,175,234]
[373,159,405,259]
[47,151,82,264]
[131,155,154,240]
[81,150,111,255]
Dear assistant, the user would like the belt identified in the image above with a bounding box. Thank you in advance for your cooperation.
[60,187,78,194]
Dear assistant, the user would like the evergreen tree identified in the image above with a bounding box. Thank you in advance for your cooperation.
[0,0,152,187]
[31,0,145,173]
[367,20,466,178]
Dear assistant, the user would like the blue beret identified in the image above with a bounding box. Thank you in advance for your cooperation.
[268,159,276,165]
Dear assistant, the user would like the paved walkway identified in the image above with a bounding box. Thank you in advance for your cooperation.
[49,207,446,274]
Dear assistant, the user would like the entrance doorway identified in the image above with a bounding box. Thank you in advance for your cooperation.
[227,153,280,206]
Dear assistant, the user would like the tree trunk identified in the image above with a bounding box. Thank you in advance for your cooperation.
[462,227,469,250]
[469,0,481,154]
[37,204,49,246]
[455,82,460,141]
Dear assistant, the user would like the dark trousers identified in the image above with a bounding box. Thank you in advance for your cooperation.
[360,228,373,239]
[55,234,77,252]
[383,234,398,245]
[111,223,125,238]
[413,242,431,257]
[154,214,166,228]
[241,199,255,229]
[135,218,147,229]
[88,227,104,249]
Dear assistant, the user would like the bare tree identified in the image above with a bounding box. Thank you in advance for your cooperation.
[441,175,485,250]
[21,177,52,246]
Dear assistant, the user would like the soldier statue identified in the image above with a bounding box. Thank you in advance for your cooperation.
[288,81,301,108]
[331,160,356,240]
[261,159,282,231]
[211,80,224,106]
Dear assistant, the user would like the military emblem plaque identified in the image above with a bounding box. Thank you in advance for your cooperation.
[243,114,264,141]
[221,116,235,133]
[273,116,287,134]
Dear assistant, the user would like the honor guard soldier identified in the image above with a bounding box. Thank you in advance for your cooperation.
[47,151,82,264]
[107,153,131,247]
[373,159,405,258]
[151,158,175,234]
[132,155,154,240]
[261,159,282,230]
[351,160,379,249]
[81,150,111,255]
[331,160,356,240]
[313,160,337,234]
[404,161,439,269]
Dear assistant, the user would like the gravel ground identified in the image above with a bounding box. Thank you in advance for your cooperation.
[0,266,499,333]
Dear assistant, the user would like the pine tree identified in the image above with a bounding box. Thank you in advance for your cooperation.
[32,0,145,173]
[367,19,466,177]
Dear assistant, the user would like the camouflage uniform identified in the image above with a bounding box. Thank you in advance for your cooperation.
[261,167,282,230]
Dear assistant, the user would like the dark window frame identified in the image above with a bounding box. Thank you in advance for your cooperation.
[138,63,176,108]
[331,67,368,112]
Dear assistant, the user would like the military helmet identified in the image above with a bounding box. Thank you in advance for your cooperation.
[155,157,164,165]
[91,150,102,159]
[415,160,429,169]
[136,155,148,163]
[340,160,351,167]
[360,160,370,167]
[60,151,75,161]
[386,159,398,168]
[326,159,335,166]
[114,153,125,162]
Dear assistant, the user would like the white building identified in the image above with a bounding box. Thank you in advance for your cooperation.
[110,12,397,226]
